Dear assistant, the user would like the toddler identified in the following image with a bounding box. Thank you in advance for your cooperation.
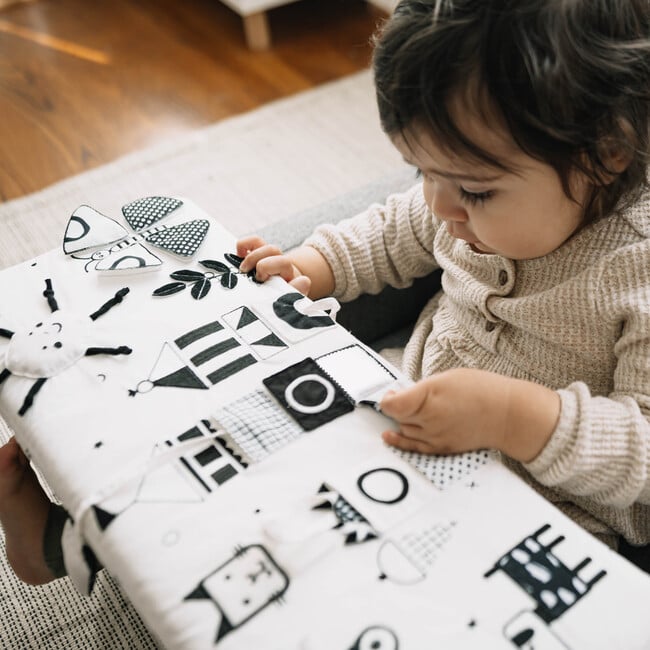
[237,0,650,565]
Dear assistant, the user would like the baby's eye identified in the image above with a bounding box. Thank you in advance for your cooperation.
[459,187,494,206]
[414,168,423,179]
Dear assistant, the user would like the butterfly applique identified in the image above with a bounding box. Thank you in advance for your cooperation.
[62,196,210,274]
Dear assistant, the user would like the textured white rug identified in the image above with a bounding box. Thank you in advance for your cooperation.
[0,69,408,649]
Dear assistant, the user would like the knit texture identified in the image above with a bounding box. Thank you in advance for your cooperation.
[306,182,650,545]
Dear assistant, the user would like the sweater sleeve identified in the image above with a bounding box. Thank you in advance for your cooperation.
[303,183,440,303]
[525,240,650,508]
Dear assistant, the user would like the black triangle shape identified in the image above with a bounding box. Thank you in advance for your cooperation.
[252,332,285,348]
[237,306,258,329]
[92,505,117,531]
[185,584,210,601]
[155,367,208,389]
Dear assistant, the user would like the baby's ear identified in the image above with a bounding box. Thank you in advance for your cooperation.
[597,119,635,178]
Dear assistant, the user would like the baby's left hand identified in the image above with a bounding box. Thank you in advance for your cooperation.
[379,368,560,463]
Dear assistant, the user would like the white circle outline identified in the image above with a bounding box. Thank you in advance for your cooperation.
[284,374,335,414]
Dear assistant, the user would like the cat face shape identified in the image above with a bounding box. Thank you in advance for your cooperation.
[5,312,87,378]
[186,544,289,642]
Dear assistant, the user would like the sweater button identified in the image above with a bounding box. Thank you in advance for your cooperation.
[485,321,496,332]
[498,269,509,286]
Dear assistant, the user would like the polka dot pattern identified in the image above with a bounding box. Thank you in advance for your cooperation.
[394,449,491,490]
[400,521,456,570]
[146,220,210,257]
[333,496,364,524]
[122,196,183,230]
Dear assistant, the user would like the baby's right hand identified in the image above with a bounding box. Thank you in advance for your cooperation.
[236,236,312,296]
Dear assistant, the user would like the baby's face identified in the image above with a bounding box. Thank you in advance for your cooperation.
[392,110,589,261]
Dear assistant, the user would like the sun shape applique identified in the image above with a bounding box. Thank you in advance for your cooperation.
[0,279,132,416]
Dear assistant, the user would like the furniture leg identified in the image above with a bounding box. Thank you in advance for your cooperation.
[243,11,271,51]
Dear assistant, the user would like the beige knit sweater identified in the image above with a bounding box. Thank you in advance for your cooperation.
[305,182,650,547]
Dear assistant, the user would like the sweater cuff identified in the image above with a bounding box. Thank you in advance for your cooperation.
[303,228,350,300]
[524,387,579,480]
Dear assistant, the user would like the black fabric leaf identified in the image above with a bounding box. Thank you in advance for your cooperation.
[191,278,212,300]
[153,282,187,297]
[199,260,229,273]
[221,272,238,289]
[170,270,205,282]
[247,269,262,284]
[224,253,244,269]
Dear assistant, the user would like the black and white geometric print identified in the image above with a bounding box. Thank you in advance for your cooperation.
[63,197,209,273]
[213,389,303,463]
[177,320,257,385]
[503,610,569,649]
[184,544,289,644]
[131,318,262,395]
[312,483,378,545]
[377,520,456,585]
[121,196,183,231]
[143,220,209,258]
[393,449,491,490]
[315,344,397,402]
[262,357,354,431]
[350,626,399,650]
[165,420,248,494]
[222,306,287,359]
[484,524,607,624]
[92,421,248,532]
[272,292,335,330]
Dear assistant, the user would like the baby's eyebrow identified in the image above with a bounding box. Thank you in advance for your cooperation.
[402,158,503,183]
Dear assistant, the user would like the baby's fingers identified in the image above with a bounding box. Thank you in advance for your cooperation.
[236,236,267,258]
[289,275,311,296]
[381,430,437,455]
[380,382,431,422]
[239,244,283,273]
[255,254,299,283]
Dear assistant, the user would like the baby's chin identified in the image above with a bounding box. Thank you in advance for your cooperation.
[469,242,494,255]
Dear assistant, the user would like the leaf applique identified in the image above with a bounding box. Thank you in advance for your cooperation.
[153,282,187,297]
[153,251,260,300]
[191,278,212,300]
[221,273,238,289]
[199,260,229,273]
[221,253,260,284]
[171,270,205,282]
[223,253,244,268]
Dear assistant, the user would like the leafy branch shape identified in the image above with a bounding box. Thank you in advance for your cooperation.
[153,254,259,300]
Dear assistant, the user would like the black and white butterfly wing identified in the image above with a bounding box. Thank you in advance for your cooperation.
[63,205,162,273]
[91,244,162,274]
[121,196,184,231]
[145,219,210,258]
[122,196,210,258]
[63,205,128,255]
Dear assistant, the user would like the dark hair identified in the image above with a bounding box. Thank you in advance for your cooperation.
[373,0,650,222]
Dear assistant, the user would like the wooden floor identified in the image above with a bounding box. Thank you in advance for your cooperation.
[0,0,384,201]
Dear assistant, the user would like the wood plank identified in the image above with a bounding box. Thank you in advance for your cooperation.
[0,0,385,201]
